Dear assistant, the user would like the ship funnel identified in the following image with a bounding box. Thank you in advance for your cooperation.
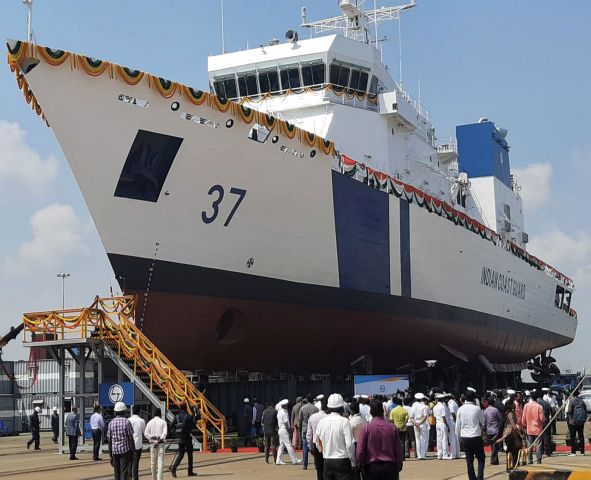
[285,29,299,43]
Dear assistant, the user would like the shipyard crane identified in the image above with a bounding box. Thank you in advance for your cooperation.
[0,323,24,360]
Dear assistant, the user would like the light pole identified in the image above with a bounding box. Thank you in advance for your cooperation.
[57,273,70,309]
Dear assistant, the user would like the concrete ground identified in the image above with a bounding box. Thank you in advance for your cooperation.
[1,427,590,480]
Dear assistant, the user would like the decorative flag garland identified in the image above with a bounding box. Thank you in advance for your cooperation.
[338,154,575,291]
[6,40,336,157]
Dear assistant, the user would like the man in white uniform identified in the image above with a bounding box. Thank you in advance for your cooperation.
[359,395,371,422]
[433,394,451,460]
[411,393,430,459]
[276,399,301,465]
[445,394,460,459]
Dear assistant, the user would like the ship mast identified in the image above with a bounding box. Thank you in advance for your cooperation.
[301,0,416,45]
[22,0,34,43]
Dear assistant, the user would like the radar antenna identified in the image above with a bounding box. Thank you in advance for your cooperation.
[301,0,416,45]
[22,0,34,43]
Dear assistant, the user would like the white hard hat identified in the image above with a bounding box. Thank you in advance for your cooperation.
[506,389,516,395]
[524,390,530,396]
[542,387,550,392]
[315,394,325,401]
[114,402,127,413]
[360,395,369,399]
[436,394,446,399]
[414,393,425,400]
[467,387,476,393]
[53,407,58,412]
[352,395,360,400]
[34,407,41,413]
[327,393,345,409]
[243,398,250,403]
[279,399,289,407]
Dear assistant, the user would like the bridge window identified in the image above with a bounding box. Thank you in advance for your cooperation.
[237,72,258,98]
[302,61,325,88]
[368,75,379,98]
[349,69,369,94]
[213,76,238,100]
[280,65,302,91]
[330,63,350,91]
[259,68,280,95]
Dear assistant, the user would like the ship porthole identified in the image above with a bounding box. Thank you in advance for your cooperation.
[171,101,180,111]
[310,149,317,158]
[271,135,279,144]
[226,119,234,128]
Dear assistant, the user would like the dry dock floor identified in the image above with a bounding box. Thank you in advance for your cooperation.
[1,429,590,479]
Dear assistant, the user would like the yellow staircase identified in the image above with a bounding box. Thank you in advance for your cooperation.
[22,295,225,449]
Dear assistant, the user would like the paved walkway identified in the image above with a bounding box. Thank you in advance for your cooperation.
[1,430,590,479]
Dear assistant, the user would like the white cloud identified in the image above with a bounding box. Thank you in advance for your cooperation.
[513,162,552,212]
[528,229,591,271]
[3,203,92,276]
[0,120,58,192]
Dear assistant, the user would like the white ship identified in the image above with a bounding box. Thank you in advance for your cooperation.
[7,0,577,373]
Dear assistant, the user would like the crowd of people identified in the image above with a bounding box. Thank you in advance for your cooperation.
[258,387,588,480]
[21,386,588,480]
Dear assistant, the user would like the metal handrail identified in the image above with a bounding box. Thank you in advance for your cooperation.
[22,295,226,450]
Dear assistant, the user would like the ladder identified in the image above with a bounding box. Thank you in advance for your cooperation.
[21,295,225,450]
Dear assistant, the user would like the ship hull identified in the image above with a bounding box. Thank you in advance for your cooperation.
[9,41,577,374]
[110,253,573,372]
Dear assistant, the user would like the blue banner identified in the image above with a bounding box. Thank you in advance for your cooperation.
[98,382,135,407]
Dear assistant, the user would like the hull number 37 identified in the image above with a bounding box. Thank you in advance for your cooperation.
[202,185,247,227]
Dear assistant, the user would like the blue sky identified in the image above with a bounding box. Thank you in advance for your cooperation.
[0,1,589,372]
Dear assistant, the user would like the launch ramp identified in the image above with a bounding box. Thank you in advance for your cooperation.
[22,295,226,450]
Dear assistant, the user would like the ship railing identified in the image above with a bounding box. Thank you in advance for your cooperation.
[22,295,226,450]
[226,82,379,112]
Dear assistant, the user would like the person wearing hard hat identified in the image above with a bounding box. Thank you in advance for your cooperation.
[106,402,134,479]
[26,406,41,450]
[275,399,301,465]
[410,393,429,460]
[307,396,328,480]
[51,407,60,444]
[65,406,82,460]
[314,393,355,479]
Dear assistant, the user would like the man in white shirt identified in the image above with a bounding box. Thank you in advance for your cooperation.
[315,393,355,479]
[433,394,451,460]
[455,390,485,480]
[129,405,146,480]
[144,408,168,480]
[276,399,301,465]
[90,405,105,461]
[445,394,460,459]
[307,398,328,480]
[410,393,429,460]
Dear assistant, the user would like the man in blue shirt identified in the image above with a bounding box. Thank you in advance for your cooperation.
[90,405,105,461]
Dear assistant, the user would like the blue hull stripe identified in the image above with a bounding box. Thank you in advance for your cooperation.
[331,172,390,295]
[400,198,411,297]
